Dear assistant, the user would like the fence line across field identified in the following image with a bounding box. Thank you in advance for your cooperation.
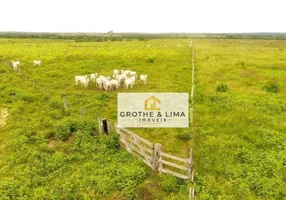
[189,43,195,200]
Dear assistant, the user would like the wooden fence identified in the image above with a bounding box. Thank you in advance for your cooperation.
[115,124,194,182]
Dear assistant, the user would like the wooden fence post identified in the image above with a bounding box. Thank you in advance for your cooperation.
[102,118,108,134]
[152,143,162,172]
[187,148,194,182]
[62,97,68,111]
[191,85,195,99]
[80,107,84,117]
[189,188,195,200]
[33,80,37,89]
[98,117,102,134]
[45,87,51,99]
[190,108,194,127]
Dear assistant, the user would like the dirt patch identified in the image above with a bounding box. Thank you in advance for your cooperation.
[0,108,8,127]
[48,140,57,149]
[48,135,75,149]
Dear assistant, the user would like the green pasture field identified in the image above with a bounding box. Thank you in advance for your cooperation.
[0,38,285,199]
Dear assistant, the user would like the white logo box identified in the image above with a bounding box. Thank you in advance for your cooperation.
[118,93,189,128]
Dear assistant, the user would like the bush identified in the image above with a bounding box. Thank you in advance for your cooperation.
[263,82,280,93]
[216,83,228,92]
[176,130,192,141]
[159,175,180,193]
[54,123,72,141]
[102,134,120,151]
[75,119,95,134]
[54,118,96,141]
[146,58,154,63]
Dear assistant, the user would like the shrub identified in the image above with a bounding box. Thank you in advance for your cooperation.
[146,58,154,63]
[216,83,228,92]
[54,123,71,141]
[49,97,63,109]
[102,134,120,151]
[0,68,7,73]
[75,119,95,135]
[263,82,280,93]
[159,175,180,193]
[176,130,192,141]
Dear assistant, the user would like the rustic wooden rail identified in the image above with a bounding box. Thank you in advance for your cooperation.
[115,124,194,182]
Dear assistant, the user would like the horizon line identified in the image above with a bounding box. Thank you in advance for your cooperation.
[0,31,286,34]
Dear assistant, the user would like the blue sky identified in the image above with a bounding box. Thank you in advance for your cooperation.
[0,0,285,33]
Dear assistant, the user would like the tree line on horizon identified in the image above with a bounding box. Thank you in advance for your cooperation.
[0,32,285,41]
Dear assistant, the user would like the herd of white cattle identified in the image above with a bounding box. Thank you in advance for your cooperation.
[11,60,41,71]
[75,69,148,91]
[10,42,192,90]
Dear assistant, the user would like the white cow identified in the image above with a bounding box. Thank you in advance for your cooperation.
[33,60,41,66]
[116,73,127,83]
[103,80,112,91]
[124,78,134,89]
[130,76,136,85]
[140,74,148,84]
[90,73,98,82]
[12,63,18,71]
[129,71,137,77]
[75,75,89,88]
[122,70,130,76]
[96,78,102,89]
[11,61,20,71]
[81,78,89,88]
[75,76,83,85]
[113,69,119,77]
[12,61,20,66]
[99,75,109,84]
[110,79,119,90]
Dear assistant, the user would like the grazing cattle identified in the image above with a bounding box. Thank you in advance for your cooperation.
[130,76,136,85]
[110,79,119,90]
[116,73,127,83]
[33,60,41,66]
[96,78,103,90]
[124,78,134,89]
[90,73,98,82]
[75,75,89,88]
[103,80,112,91]
[75,76,83,85]
[12,63,18,71]
[11,61,20,72]
[122,70,130,75]
[12,61,20,66]
[140,74,148,84]
[113,69,119,76]
[129,71,137,77]
[81,78,89,88]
